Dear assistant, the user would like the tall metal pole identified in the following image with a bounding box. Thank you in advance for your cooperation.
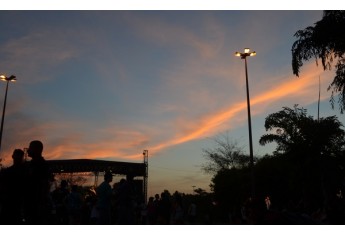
[318,76,321,123]
[143,149,148,204]
[0,80,10,155]
[0,74,16,164]
[235,49,256,198]
[244,57,255,198]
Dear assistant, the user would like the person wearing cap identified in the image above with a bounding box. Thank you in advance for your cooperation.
[96,171,113,224]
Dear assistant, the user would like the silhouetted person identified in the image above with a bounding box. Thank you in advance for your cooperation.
[51,180,69,224]
[114,178,126,224]
[152,193,161,224]
[188,202,197,224]
[146,196,156,224]
[125,174,137,224]
[0,149,26,224]
[158,191,171,224]
[96,171,113,224]
[23,140,52,224]
[83,187,98,224]
[171,192,184,224]
[67,185,83,224]
[115,175,136,224]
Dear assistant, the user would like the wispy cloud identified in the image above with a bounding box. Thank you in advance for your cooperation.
[122,12,225,60]
[1,56,332,167]
[0,12,336,171]
[0,31,79,83]
[142,64,333,158]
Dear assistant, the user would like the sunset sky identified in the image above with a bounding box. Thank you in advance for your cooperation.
[0,9,344,197]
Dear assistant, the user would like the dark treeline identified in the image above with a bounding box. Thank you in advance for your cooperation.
[211,152,345,224]
[207,105,345,224]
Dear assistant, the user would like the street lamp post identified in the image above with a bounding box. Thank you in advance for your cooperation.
[0,74,17,158]
[235,48,256,198]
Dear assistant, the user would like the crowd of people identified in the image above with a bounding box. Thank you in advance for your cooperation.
[47,173,198,225]
[0,140,198,225]
[2,140,343,225]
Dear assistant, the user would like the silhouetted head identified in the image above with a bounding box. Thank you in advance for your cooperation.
[27,140,43,160]
[12,149,24,165]
[71,185,78,192]
[126,173,134,181]
[104,171,113,182]
[61,180,68,189]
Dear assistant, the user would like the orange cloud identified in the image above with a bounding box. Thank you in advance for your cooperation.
[0,62,331,167]
[142,64,333,158]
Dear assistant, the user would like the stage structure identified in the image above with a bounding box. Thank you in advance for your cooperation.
[46,158,148,202]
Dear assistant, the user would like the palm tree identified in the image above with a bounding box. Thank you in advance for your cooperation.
[292,10,345,113]
[260,105,345,210]
[259,105,345,157]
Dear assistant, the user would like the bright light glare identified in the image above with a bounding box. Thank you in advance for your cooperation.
[235,52,241,57]
[0,75,17,82]
[244,48,250,53]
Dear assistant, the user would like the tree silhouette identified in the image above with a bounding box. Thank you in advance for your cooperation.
[201,133,252,175]
[193,187,208,196]
[259,105,345,212]
[259,105,345,157]
[292,10,345,113]
[206,106,345,223]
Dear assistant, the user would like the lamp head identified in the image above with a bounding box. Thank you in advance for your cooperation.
[0,74,16,82]
[8,75,16,81]
[234,48,256,59]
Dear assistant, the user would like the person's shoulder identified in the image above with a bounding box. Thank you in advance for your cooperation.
[30,157,45,164]
[0,167,11,177]
[97,181,105,190]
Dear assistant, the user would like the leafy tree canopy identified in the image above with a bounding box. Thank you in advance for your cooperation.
[259,105,345,156]
[292,10,345,113]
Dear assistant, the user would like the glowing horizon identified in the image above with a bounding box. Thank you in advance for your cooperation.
[0,11,342,195]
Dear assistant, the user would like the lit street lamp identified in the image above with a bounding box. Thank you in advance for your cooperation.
[0,74,16,158]
[235,48,256,197]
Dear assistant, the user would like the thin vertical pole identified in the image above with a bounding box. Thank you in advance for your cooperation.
[244,57,255,198]
[318,76,321,122]
[0,81,9,155]
[143,150,148,204]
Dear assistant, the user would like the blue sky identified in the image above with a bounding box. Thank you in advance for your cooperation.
[0,10,344,197]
